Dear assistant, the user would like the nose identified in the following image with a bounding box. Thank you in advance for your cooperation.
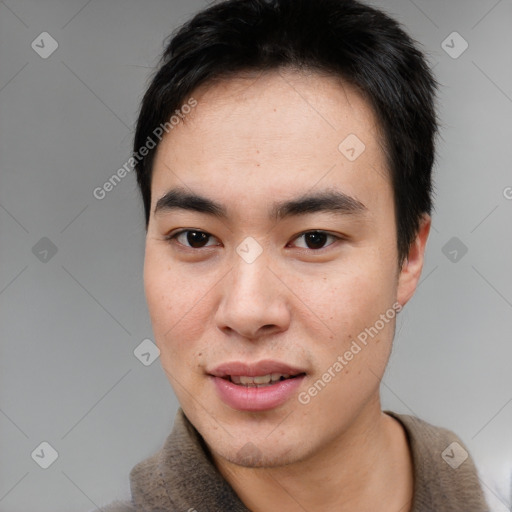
[215,251,291,340]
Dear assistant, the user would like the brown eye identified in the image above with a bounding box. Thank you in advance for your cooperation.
[168,230,219,249]
[184,231,210,248]
[291,231,339,250]
[304,232,328,249]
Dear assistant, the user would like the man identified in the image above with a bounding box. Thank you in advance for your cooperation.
[102,0,489,510]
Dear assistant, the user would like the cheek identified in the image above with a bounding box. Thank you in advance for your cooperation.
[300,258,397,337]
[300,267,398,411]
[143,246,211,359]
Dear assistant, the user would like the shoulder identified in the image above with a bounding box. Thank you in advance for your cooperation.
[386,411,490,512]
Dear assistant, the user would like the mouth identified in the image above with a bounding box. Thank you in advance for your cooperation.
[223,373,306,387]
[208,360,307,411]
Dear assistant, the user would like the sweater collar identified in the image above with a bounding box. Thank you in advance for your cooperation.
[129,408,487,512]
[129,408,248,511]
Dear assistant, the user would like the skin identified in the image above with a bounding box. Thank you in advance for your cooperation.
[144,68,431,511]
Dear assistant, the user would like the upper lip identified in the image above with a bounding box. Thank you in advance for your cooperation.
[209,360,307,378]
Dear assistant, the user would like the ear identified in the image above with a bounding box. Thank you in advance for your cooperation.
[397,214,431,308]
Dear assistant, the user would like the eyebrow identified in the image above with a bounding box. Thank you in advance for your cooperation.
[154,187,367,220]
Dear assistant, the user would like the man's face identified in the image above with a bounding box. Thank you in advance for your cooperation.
[144,70,420,467]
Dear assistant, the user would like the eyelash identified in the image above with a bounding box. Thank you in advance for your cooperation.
[164,229,342,252]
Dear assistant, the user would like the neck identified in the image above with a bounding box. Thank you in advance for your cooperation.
[212,398,414,512]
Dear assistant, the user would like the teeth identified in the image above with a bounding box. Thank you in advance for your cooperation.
[248,375,271,385]
[230,374,292,386]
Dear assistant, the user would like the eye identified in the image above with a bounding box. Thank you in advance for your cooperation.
[289,230,340,250]
[166,229,220,249]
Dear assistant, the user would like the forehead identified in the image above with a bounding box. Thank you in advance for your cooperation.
[151,69,389,210]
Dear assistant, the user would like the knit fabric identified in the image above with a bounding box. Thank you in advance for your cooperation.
[100,409,489,512]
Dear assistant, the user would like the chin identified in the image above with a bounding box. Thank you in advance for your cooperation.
[196,414,311,469]
[213,437,307,469]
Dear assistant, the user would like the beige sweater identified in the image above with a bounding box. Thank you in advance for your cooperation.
[101,409,489,511]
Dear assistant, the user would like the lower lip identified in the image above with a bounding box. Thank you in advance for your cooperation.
[211,375,305,412]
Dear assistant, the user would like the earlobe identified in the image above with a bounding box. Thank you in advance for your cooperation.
[397,214,431,308]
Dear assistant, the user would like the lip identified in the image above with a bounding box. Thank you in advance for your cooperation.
[209,360,307,412]
[209,360,306,378]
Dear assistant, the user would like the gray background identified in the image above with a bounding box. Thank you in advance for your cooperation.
[0,0,511,510]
